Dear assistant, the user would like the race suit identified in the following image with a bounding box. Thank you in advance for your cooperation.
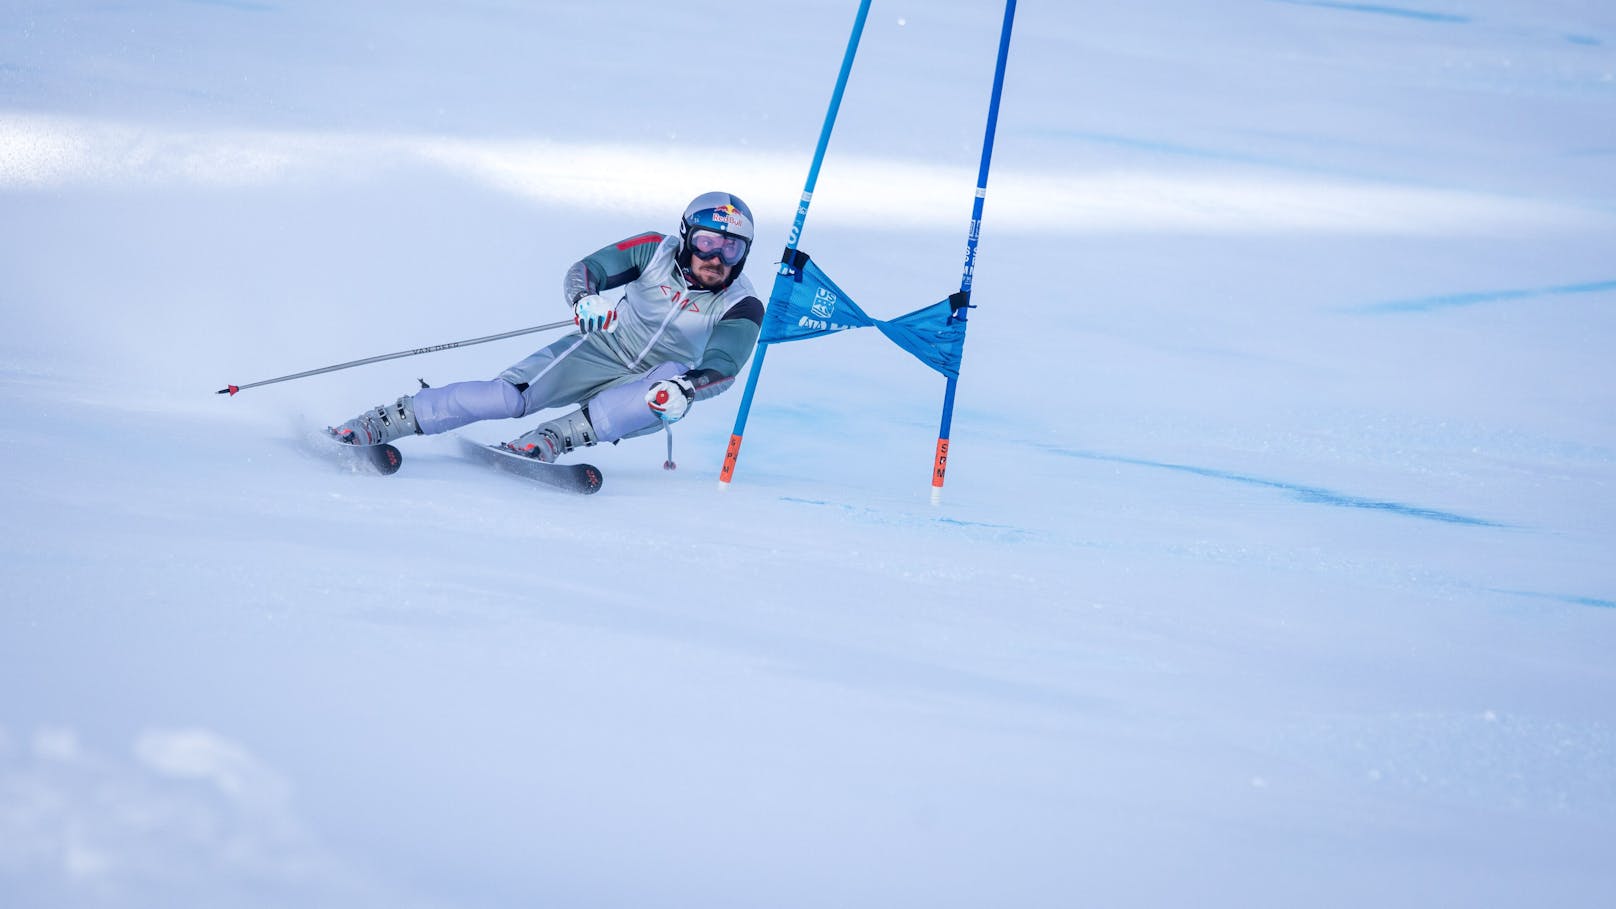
[409,231,764,442]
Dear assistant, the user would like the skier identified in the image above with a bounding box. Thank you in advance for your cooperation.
[330,191,764,463]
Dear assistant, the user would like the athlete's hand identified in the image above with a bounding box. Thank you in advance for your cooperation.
[572,294,618,334]
[646,375,696,423]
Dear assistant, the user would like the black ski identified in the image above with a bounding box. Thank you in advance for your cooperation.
[325,432,404,475]
[458,438,603,495]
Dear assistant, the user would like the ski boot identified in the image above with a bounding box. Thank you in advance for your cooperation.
[330,396,421,446]
[503,408,595,462]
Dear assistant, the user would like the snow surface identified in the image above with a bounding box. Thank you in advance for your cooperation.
[3,1,1615,906]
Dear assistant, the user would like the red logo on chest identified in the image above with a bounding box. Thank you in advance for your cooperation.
[659,285,701,313]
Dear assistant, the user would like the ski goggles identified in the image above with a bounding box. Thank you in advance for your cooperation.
[688,229,749,267]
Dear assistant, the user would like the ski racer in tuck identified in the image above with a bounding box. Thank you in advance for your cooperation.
[331,192,764,462]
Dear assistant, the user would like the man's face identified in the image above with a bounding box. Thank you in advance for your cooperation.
[686,228,746,289]
[688,254,732,290]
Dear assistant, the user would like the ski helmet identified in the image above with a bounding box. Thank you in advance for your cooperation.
[678,191,754,289]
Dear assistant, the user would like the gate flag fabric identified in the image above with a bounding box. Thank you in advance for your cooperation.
[759,254,967,379]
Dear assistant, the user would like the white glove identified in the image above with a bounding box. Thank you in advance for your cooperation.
[572,294,617,334]
[646,375,696,423]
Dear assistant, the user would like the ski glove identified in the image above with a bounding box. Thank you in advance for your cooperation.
[572,294,618,334]
[646,375,696,423]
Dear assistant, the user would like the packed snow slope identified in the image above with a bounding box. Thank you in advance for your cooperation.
[3,1,1615,906]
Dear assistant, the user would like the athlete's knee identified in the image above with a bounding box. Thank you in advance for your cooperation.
[586,362,688,442]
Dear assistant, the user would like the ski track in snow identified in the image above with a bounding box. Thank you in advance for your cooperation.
[1267,0,1475,24]
[1037,445,1505,527]
[1353,278,1616,313]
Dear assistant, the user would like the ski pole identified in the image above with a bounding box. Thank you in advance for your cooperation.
[216,319,574,396]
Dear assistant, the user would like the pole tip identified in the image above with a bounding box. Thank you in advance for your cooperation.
[217,385,240,396]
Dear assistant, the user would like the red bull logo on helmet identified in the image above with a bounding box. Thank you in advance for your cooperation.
[712,204,744,228]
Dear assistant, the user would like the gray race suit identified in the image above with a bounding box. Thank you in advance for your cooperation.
[409,231,764,443]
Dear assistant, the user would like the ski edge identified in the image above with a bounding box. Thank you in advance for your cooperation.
[458,438,603,495]
[323,432,403,475]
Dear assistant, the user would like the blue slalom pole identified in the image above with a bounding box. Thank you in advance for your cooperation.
[931,0,1016,504]
[719,0,873,490]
